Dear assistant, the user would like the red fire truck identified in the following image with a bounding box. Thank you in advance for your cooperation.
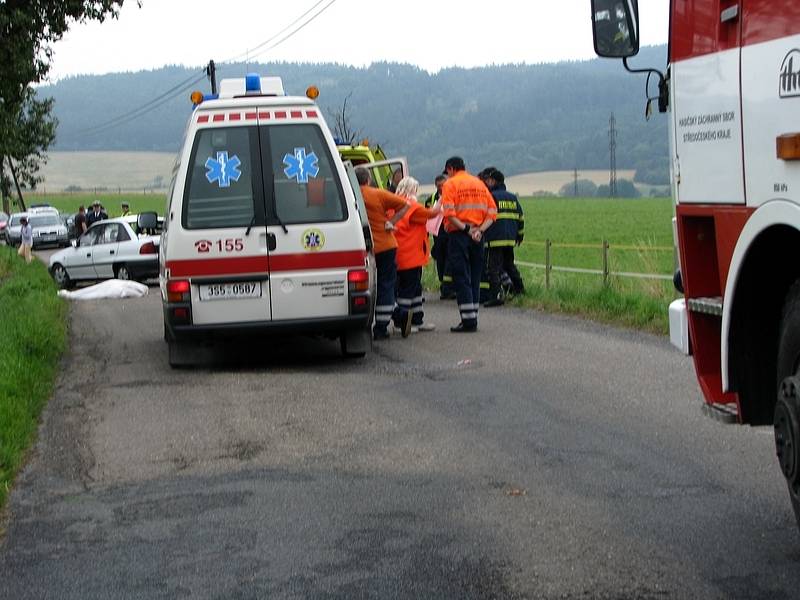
[591,0,800,529]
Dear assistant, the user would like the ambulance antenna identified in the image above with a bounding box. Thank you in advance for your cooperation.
[206,60,217,95]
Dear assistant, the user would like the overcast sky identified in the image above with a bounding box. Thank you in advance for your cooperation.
[49,0,669,79]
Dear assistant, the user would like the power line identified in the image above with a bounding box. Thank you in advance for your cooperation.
[73,70,207,136]
[69,0,338,137]
[218,0,329,65]
[245,0,338,63]
[74,72,207,137]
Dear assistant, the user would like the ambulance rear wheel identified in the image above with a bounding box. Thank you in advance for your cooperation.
[341,328,369,358]
[168,340,194,368]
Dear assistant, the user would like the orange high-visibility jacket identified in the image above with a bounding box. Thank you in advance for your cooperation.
[395,201,439,270]
[441,170,497,232]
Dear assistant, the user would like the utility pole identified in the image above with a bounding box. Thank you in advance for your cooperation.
[573,167,578,197]
[206,60,217,95]
[609,112,617,197]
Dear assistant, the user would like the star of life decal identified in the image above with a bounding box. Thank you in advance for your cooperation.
[282,147,320,184]
[205,151,242,188]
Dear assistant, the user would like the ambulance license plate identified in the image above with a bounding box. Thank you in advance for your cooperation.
[199,281,261,301]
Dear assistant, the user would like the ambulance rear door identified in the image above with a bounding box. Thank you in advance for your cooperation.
[180,117,272,325]
[260,114,365,321]
[359,158,409,191]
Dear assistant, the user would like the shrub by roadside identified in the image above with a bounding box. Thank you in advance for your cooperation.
[0,246,67,509]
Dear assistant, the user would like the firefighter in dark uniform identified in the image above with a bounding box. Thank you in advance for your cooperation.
[483,168,524,307]
[476,167,497,304]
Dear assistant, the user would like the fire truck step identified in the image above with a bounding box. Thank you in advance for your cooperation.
[687,296,723,316]
[701,401,739,424]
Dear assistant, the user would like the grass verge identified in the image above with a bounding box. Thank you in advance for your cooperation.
[0,246,67,509]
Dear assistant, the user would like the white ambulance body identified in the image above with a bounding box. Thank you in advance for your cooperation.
[160,75,374,366]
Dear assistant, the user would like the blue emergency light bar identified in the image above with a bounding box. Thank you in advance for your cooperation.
[245,73,261,93]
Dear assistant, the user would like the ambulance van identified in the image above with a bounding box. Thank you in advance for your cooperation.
[160,74,376,366]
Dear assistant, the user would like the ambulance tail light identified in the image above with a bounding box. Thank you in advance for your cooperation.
[167,279,191,302]
[348,269,369,292]
[139,241,157,255]
[348,269,370,314]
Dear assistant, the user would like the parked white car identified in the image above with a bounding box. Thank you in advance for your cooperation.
[48,213,160,289]
[5,207,67,248]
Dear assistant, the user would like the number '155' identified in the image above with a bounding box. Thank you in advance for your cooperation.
[217,239,244,252]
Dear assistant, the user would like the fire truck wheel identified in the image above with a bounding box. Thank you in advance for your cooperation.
[776,280,800,530]
[776,378,800,530]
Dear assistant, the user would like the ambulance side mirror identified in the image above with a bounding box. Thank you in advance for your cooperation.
[137,211,158,230]
[591,0,639,59]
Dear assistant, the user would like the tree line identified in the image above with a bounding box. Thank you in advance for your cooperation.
[42,45,670,186]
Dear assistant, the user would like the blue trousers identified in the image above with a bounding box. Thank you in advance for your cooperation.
[394,267,424,326]
[374,248,400,335]
[448,231,484,328]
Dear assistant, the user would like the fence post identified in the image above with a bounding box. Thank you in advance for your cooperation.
[545,239,551,289]
[602,239,609,286]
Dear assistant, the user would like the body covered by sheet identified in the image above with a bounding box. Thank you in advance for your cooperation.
[58,280,150,300]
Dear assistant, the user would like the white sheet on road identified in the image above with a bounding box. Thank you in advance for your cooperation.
[58,280,149,300]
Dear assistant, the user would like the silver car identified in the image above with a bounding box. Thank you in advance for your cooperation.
[48,214,160,289]
[5,208,68,248]
[28,212,70,248]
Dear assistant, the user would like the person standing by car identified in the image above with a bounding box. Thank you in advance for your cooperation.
[86,201,107,227]
[441,156,497,332]
[426,174,455,300]
[17,216,32,264]
[355,167,411,340]
[74,205,88,237]
[120,202,131,217]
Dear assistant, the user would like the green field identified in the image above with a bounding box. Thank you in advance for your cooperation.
[19,192,167,217]
[425,196,678,334]
[517,196,675,277]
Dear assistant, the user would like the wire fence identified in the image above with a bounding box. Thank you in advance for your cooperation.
[517,239,675,288]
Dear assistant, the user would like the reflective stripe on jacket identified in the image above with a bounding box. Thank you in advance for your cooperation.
[485,183,524,247]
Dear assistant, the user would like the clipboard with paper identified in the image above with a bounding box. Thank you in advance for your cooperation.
[426,198,445,235]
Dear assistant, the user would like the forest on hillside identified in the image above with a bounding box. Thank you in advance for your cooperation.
[40,45,670,184]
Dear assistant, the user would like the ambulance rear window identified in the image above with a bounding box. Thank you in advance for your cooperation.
[183,126,260,230]
[262,124,347,225]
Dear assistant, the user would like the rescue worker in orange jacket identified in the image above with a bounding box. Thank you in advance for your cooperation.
[355,167,411,340]
[392,176,442,332]
[441,156,497,332]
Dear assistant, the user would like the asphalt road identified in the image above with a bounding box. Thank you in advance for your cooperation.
[1,278,800,599]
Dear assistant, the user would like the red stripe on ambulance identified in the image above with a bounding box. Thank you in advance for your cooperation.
[166,250,366,278]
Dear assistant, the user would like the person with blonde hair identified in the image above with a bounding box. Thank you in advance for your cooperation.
[392,175,442,332]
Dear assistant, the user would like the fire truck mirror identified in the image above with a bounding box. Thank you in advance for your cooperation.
[591,0,639,59]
